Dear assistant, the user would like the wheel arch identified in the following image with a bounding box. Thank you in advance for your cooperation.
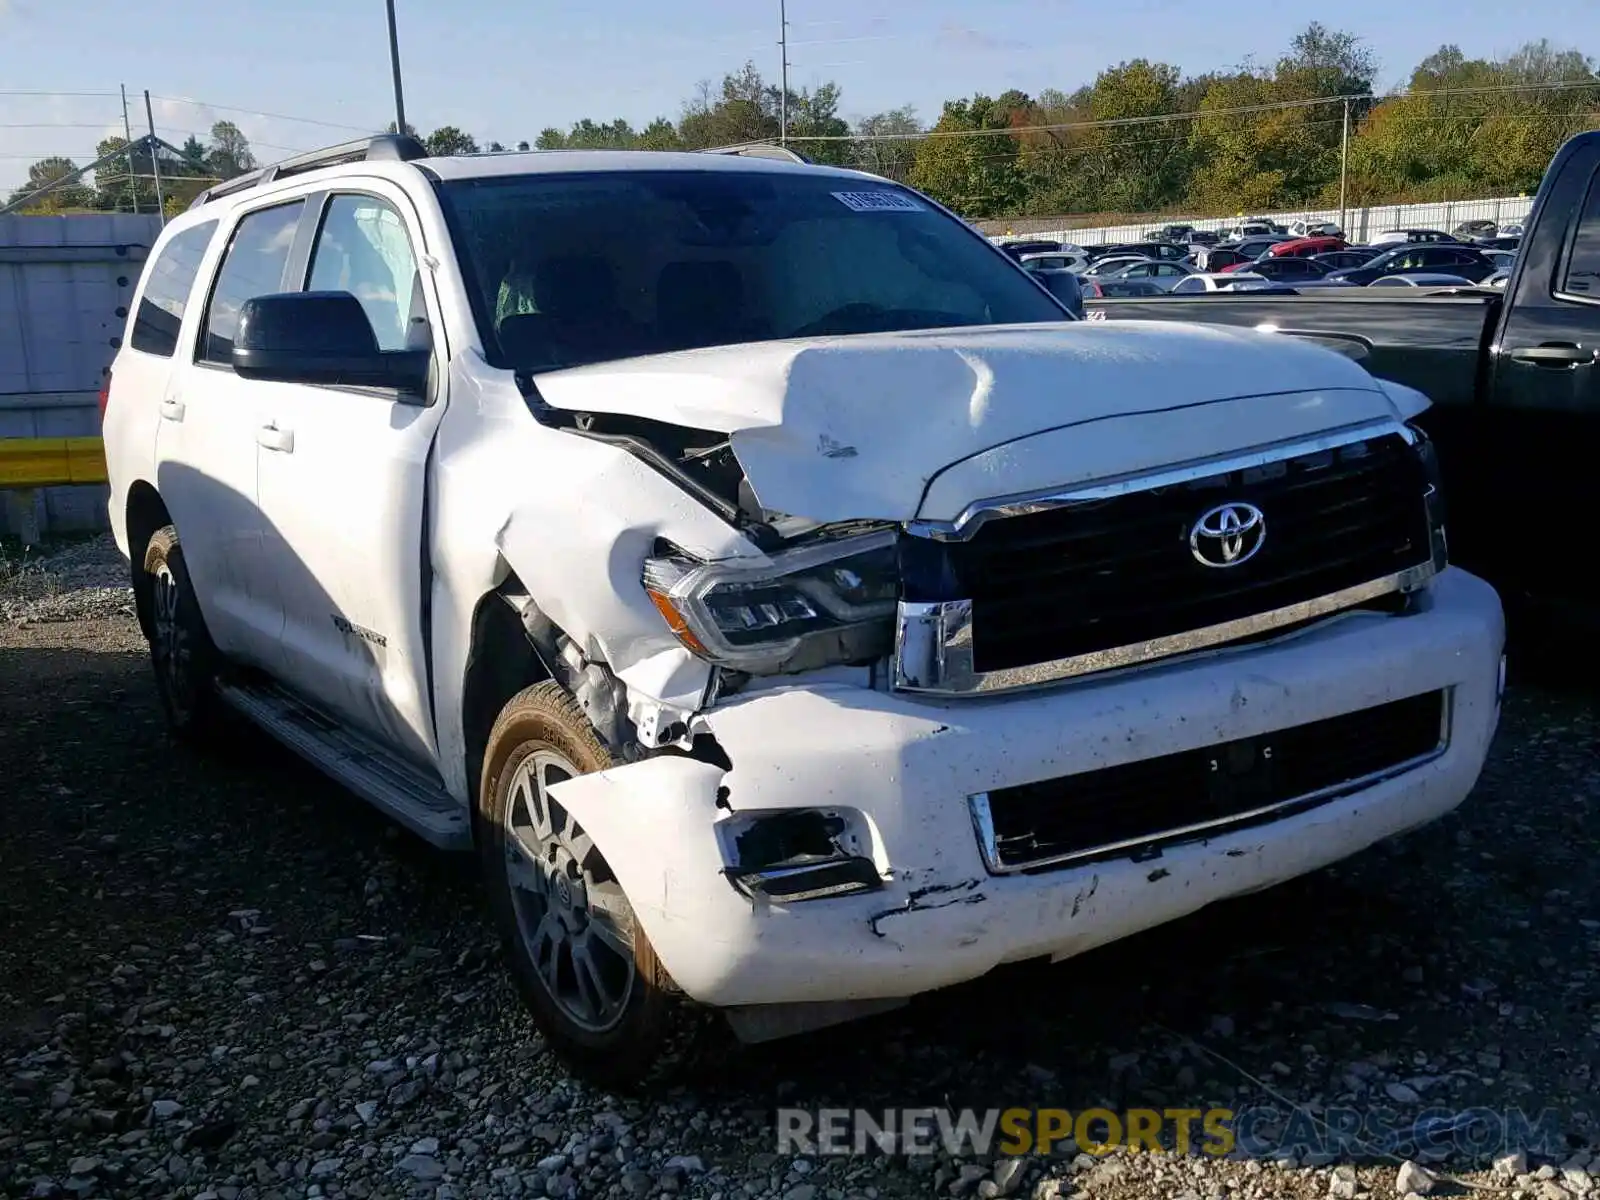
[462,567,555,812]
[125,481,171,640]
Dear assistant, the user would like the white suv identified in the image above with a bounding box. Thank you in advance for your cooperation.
[104,135,1505,1082]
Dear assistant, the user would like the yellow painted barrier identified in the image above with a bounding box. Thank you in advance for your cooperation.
[0,437,109,488]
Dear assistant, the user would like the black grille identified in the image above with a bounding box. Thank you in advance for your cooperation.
[937,434,1432,674]
[981,690,1446,871]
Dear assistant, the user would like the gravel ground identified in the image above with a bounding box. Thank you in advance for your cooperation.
[0,535,133,624]
[1,554,1597,1200]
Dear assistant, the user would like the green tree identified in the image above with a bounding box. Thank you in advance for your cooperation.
[1344,40,1599,202]
[6,156,94,211]
[782,81,852,165]
[678,61,781,147]
[908,94,1029,217]
[206,120,256,179]
[850,106,921,181]
[425,126,479,156]
[636,117,683,151]
[90,136,156,212]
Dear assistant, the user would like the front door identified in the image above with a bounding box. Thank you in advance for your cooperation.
[154,197,306,666]
[254,184,449,765]
[1481,143,1600,618]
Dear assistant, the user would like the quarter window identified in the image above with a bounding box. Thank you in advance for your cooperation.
[308,195,424,351]
[130,221,217,357]
[1561,171,1600,299]
[200,200,304,364]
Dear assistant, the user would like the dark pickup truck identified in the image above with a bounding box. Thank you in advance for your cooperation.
[1084,130,1600,647]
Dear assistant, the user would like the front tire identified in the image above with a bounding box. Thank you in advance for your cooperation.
[478,682,671,1084]
[141,525,223,742]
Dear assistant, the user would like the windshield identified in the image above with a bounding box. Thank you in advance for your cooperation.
[435,170,1068,372]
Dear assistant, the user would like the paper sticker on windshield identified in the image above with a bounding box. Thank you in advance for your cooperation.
[832,190,925,213]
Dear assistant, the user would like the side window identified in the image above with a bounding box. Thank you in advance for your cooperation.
[1560,172,1600,299]
[130,222,218,357]
[308,194,423,351]
[200,200,305,364]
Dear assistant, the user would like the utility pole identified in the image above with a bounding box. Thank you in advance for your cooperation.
[1338,97,1350,235]
[120,84,139,214]
[143,90,166,223]
[778,0,789,145]
[386,0,408,136]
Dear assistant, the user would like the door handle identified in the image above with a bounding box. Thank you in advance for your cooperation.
[159,399,185,422]
[1507,343,1597,368]
[256,424,295,453]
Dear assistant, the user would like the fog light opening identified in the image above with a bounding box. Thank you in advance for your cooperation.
[721,809,883,902]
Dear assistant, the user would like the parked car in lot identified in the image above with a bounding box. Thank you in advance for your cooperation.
[1370,228,1459,245]
[1081,128,1600,653]
[1482,249,1517,273]
[1167,271,1282,292]
[1105,259,1198,287]
[1078,277,1170,297]
[1226,235,1291,259]
[1324,243,1498,285]
[1086,241,1190,262]
[1083,254,1156,277]
[1229,257,1335,283]
[103,134,1505,1081]
[1267,235,1346,258]
[1186,230,1222,246]
[1452,219,1499,242]
[1192,246,1256,271]
[1020,250,1089,273]
[1368,273,1481,288]
[1289,219,1343,238]
[1312,247,1384,271]
[995,238,1063,260]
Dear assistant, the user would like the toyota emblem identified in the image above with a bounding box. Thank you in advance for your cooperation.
[1189,502,1266,568]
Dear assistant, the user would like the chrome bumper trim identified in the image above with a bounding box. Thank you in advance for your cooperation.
[892,561,1440,697]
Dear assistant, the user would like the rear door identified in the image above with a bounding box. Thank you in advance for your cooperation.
[253,181,449,766]
[1481,137,1600,617]
[155,198,306,665]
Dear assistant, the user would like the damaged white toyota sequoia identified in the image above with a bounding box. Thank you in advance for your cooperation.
[104,135,1505,1081]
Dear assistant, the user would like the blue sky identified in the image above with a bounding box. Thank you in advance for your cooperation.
[1,0,1596,191]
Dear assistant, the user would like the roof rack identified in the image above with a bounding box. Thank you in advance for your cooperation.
[188,133,431,210]
[699,142,813,164]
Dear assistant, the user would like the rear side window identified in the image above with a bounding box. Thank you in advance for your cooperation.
[1561,172,1600,300]
[199,200,305,364]
[130,221,217,357]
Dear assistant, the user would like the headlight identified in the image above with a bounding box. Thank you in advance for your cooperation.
[1406,421,1448,567]
[643,530,899,674]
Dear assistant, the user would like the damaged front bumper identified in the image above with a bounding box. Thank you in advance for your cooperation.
[548,568,1504,1013]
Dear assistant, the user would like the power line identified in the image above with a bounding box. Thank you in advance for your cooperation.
[148,94,378,134]
[783,78,1600,142]
[0,90,120,98]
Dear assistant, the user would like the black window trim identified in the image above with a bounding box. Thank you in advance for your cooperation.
[128,218,221,359]
[298,186,443,407]
[191,194,312,372]
[1553,159,1600,309]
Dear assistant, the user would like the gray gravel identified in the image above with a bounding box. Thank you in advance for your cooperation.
[0,535,133,624]
[1,611,1597,1200]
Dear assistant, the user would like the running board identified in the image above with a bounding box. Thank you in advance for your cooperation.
[215,679,473,851]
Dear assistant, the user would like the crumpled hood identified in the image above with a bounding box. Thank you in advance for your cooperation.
[531,320,1406,524]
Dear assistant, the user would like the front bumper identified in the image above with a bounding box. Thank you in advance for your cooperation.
[549,567,1504,1008]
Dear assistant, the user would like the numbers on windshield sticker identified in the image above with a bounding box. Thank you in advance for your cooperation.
[1087,309,1107,320]
[831,190,925,213]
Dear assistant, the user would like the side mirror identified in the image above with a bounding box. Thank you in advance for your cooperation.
[1039,271,1084,318]
[231,291,431,397]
